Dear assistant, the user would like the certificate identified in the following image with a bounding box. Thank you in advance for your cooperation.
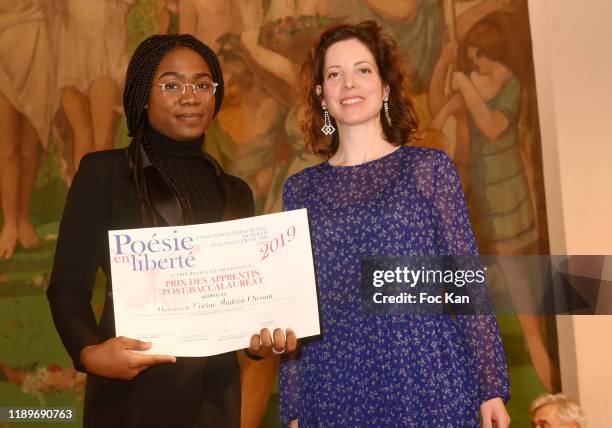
[108,209,320,357]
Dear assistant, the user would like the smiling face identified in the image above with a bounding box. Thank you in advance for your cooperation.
[317,38,388,128]
[147,47,216,141]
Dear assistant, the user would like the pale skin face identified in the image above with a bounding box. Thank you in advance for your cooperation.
[316,38,389,129]
[532,404,579,428]
[147,47,216,141]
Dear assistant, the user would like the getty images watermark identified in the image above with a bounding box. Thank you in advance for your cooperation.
[361,255,612,315]
[361,256,492,315]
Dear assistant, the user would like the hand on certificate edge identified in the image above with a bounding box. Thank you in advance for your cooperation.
[80,336,176,380]
[246,328,297,359]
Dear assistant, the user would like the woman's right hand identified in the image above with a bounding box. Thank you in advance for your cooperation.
[80,337,176,380]
[289,420,298,428]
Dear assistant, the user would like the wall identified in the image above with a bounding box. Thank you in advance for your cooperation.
[529,0,612,425]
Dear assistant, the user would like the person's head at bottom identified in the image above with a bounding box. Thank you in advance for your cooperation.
[531,393,586,428]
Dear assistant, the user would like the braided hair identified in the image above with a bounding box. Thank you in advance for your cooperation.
[123,34,224,227]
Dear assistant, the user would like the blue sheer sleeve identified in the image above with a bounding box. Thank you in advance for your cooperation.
[432,151,511,404]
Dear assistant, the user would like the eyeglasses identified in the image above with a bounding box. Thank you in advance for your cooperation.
[156,80,219,101]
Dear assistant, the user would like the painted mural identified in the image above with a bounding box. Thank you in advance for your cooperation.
[0,1,554,426]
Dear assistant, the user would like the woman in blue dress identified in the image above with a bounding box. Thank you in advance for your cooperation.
[279,21,510,427]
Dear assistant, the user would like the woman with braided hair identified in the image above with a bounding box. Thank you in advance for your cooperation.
[47,34,295,427]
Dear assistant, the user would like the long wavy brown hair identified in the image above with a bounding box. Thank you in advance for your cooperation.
[299,21,419,157]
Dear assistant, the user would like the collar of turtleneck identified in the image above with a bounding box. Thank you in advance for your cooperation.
[146,122,205,158]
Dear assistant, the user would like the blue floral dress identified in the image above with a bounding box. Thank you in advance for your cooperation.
[279,147,509,427]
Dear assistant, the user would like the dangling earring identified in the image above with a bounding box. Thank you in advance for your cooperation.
[321,106,336,135]
[383,98,392,126]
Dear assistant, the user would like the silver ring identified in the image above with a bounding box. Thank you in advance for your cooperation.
[272,346,286,355]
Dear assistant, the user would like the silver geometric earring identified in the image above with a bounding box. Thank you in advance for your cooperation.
[321,106,336,135]
[383,98,392,125]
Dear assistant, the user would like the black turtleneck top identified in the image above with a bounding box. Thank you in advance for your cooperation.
[146,124,225,224]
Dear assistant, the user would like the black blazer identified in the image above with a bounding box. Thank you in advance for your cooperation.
[47,149,254,428]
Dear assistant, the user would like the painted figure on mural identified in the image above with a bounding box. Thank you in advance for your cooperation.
[241,0,332,213]
[0,1,57,259]
[177,0,260,51]
[157,0,179,35]
[207,50,289,213]
[325,0,513,94]
[428,13,558,391]
[54,0,135,179]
